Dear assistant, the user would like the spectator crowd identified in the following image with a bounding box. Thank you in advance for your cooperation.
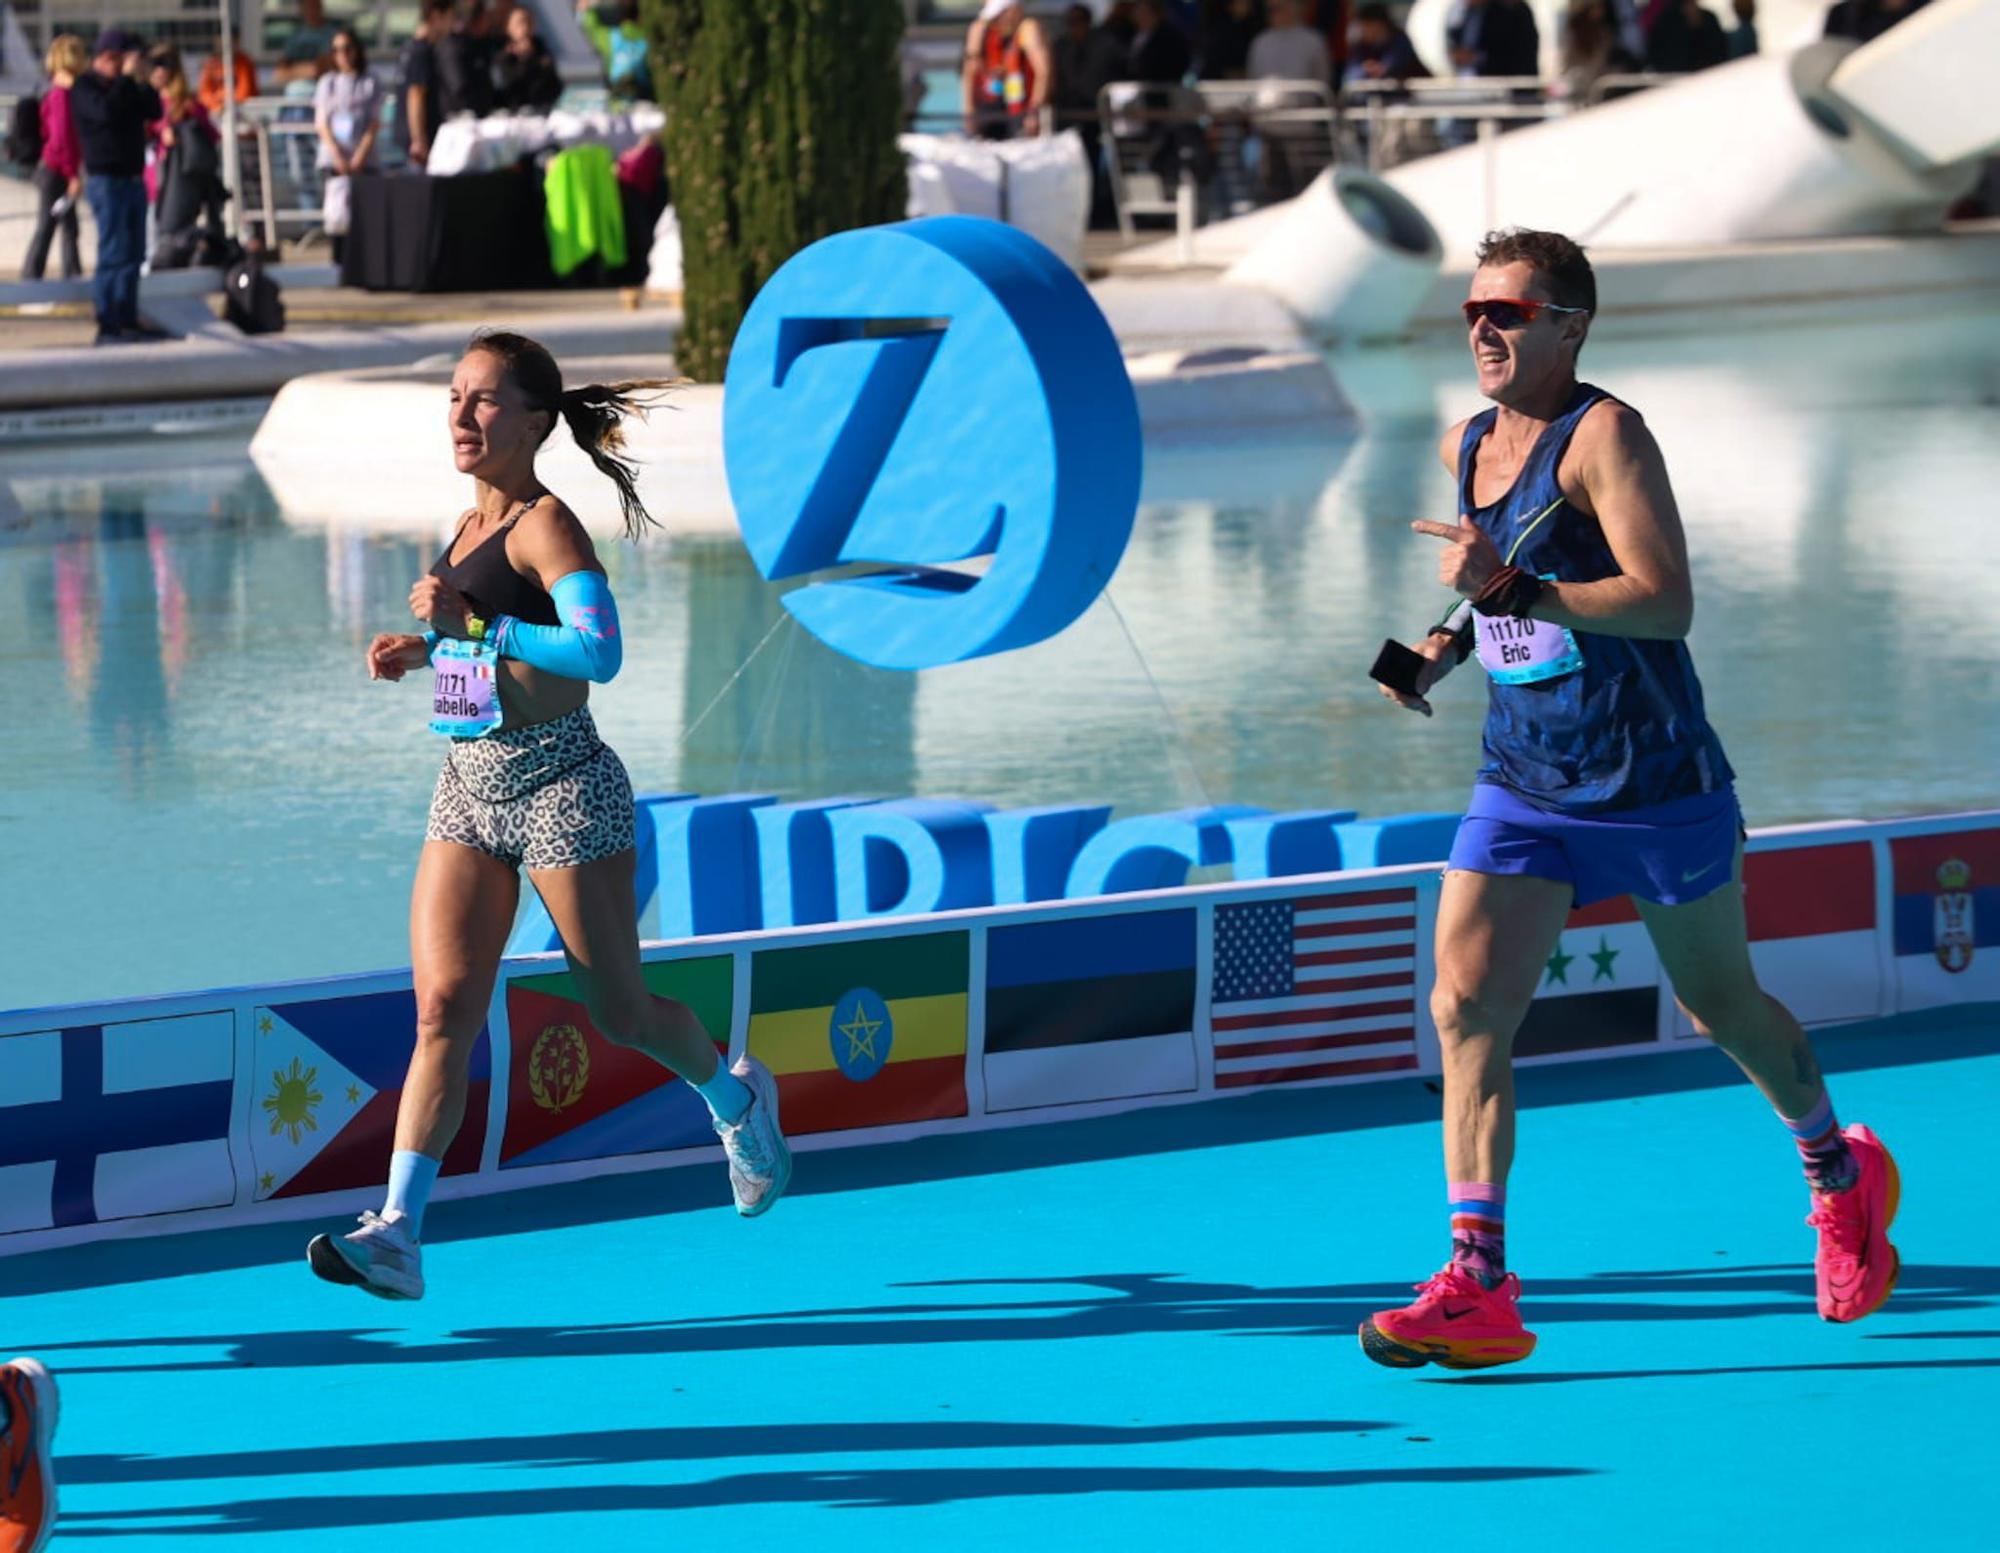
[11,1,658,330]
[963,0,1940,141]
[7,0,1951,333]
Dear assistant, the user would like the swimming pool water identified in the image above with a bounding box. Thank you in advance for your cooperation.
[2,294,1996,1008]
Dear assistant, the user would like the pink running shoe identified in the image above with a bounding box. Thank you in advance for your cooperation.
[1359,1265,1538,1370]
[1808,1122,1900,1323]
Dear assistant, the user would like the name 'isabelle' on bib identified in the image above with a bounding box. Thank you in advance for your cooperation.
[430,637,503,738]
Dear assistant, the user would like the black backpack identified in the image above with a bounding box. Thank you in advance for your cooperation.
[224,251,286,334]
[5,94,42,168]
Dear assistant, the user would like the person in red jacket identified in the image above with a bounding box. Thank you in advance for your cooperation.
[21,35,85,281]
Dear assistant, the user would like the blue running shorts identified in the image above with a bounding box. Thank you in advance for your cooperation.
[1446,782,1743,908]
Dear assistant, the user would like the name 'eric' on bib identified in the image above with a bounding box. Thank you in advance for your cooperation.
[1476,579,1584,686]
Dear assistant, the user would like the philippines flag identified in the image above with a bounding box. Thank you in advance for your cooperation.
[1890,826,2000,1008]
[250,991,487,1200]
[1209,889,1420,1088]
[0,1011,236,1235]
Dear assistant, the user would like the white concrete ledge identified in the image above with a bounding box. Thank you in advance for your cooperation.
[0,263,342,310]
[249,346,1355,540]
[0,307,680,413]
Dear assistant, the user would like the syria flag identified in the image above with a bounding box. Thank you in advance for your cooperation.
[1518,897,1661,1058]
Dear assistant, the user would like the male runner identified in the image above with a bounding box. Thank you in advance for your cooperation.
[1361,229,1898,1370]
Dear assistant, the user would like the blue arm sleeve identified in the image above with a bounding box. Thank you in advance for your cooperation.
[491,570,624,683]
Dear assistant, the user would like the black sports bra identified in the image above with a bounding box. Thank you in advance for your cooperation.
[429,500,560,627]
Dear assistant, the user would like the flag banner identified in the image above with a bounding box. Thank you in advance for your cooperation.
[1521,897,1660,1057]
[747,932,969,1134]
[501,957,733,1169]
[1691,841,1881,1029]
[1890,827,2000,1008]
[251,992,487,1201]
[1210,889,1420,1088]
[984,909,1197,1112]
[0,1011,235,1233]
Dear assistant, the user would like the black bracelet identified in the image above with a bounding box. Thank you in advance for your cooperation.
[1427,621,1474,664]
[1471,565,1544,619]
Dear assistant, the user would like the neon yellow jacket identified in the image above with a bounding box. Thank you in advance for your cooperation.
[543,143,626,277]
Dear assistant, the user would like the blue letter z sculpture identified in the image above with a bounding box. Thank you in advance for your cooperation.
[724,216,1143,670]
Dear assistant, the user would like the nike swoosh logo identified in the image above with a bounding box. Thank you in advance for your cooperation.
[1681,861,1721,884]
[1441,1303,1481,1321]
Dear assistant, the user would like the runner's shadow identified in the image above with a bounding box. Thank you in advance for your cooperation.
[1423,1355,2000,1386]
[51,1464,1598,1536]
[28,1263,2000,1376]
[57,1417,1391,1486]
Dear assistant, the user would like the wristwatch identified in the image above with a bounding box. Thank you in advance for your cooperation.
[464,612,488,642]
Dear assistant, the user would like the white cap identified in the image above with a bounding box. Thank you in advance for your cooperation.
[978,0,1020,19]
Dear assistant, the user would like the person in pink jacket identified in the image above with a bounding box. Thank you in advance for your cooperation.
[21,34,85,281]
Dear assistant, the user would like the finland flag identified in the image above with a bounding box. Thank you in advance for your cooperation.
[0,1011,237,1235]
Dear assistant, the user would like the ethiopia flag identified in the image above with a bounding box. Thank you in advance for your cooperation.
[746,931,969,1135]
[502,957,732,1169]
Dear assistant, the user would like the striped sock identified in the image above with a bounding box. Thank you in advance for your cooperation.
[1449,1181,1507,1289]
[1781,1091,1858,1193]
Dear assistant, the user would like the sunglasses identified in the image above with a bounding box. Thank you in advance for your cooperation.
[1462,297,1590,330]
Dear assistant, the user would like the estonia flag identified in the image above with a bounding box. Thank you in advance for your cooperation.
[984,909,1198,1112]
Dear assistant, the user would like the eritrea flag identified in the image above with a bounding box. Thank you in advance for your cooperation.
[252,991,488,1201]
[746,931,969,1135]
[501,956,732,1169]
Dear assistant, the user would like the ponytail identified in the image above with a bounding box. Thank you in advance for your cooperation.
[464,328,684,543]
[558,380,681,542]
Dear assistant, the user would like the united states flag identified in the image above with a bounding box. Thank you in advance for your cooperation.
[1209,888,1420,1088]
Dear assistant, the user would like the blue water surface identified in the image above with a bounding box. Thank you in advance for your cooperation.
[2,295,1997,1008]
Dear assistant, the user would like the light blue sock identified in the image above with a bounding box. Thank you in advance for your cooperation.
[694,1063,751,1126]
[384,1150,441,1239]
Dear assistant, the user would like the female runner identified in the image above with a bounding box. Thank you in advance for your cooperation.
[308,331,789,1300]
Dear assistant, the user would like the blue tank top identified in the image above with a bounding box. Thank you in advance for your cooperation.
[1456,381,1733,814]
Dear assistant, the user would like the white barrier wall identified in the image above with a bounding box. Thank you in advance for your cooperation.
[1381,42,1979,269]
[2,810,1993,1257]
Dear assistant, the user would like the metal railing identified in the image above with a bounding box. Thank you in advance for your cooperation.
[229,94,407,254]
[1099,78,1339,246]
[1342,72,1674,170]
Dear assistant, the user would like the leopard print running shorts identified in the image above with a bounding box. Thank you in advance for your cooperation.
[425,704,635,871]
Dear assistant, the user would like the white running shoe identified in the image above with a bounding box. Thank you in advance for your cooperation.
[306,1209,425,1300]
[714,1054,792,1217]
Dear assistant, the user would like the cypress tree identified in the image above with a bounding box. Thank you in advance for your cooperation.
[642,0,910,381]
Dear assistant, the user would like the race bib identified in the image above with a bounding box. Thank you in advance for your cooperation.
[1476,580,1583,686]
[430,637,502,738]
